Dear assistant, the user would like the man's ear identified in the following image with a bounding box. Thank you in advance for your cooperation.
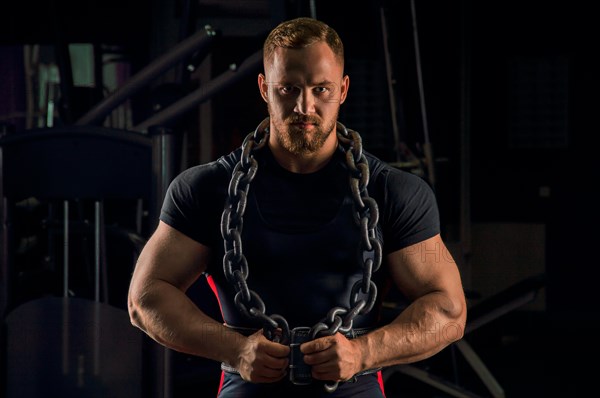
[258,73,269,103]
[339,75,350,105]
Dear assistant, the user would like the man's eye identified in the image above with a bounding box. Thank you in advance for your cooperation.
[280,86,295,94]
[314,87,328,94]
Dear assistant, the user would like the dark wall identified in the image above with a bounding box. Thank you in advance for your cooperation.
[463,1,598,323]
[1,1,151,46]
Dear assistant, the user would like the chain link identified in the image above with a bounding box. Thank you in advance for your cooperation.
[220,117,382,390]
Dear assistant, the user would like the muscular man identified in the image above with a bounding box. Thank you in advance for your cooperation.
[128,17,466,397]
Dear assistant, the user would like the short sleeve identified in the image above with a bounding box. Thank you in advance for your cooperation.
[159,161,228,247]
[378,167,440,254]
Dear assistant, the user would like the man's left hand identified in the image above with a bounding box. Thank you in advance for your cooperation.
[300,332,363,382]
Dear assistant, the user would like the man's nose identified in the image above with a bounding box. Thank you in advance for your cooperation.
[294,90,316,115]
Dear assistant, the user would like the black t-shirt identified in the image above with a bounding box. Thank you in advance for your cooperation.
[160,144,440,329]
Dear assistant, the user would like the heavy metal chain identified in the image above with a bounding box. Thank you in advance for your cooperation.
[219,118,291,343]
[220,117,382,390]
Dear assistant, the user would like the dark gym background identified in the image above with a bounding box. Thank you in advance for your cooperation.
[1,0,597,397]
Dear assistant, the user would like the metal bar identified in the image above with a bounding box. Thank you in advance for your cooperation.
[93,301,100,376]
[62,297,69,375]
[63,200,69,297]
[149,126,177,230]
[94,201,101,303]
[100,202,109,303]
[410,0,436,187]
[459,0,473,288]
[380,7,402,164]
[133,50,263,133]
[75,25,217,126]
[62,200,70,379]
[456,340,506,398]
[164,348,172,398]
[0,144,7,318]
[465,292,536,334]
[410,0,430,145]
[383,364,482,398]
[198,55,213,164]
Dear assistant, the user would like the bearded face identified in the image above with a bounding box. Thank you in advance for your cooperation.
[267,102,338,156]
[259,42,349,159]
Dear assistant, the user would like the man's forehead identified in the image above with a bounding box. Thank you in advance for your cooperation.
[268,44,342,69]
[265,61,343,85]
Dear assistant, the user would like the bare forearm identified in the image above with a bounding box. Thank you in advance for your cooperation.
[357,292,466,370]
[128,280,243,365]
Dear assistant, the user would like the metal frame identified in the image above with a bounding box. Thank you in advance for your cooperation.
[382,273,545,398]
[75,25,218,126]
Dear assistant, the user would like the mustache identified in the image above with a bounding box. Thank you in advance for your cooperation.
[289,116,320,124]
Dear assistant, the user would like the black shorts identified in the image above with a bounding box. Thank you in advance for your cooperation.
[216,371,386,398]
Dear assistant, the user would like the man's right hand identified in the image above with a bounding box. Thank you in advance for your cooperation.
[234,329,291,383]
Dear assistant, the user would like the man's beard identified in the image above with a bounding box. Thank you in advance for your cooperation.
[269,107,338,156]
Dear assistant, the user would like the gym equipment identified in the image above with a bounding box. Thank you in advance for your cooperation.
[382,273,546,398]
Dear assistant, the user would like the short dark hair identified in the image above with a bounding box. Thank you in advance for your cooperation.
[263,17,344,67]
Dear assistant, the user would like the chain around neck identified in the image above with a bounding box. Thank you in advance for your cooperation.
[221,116,382,339]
